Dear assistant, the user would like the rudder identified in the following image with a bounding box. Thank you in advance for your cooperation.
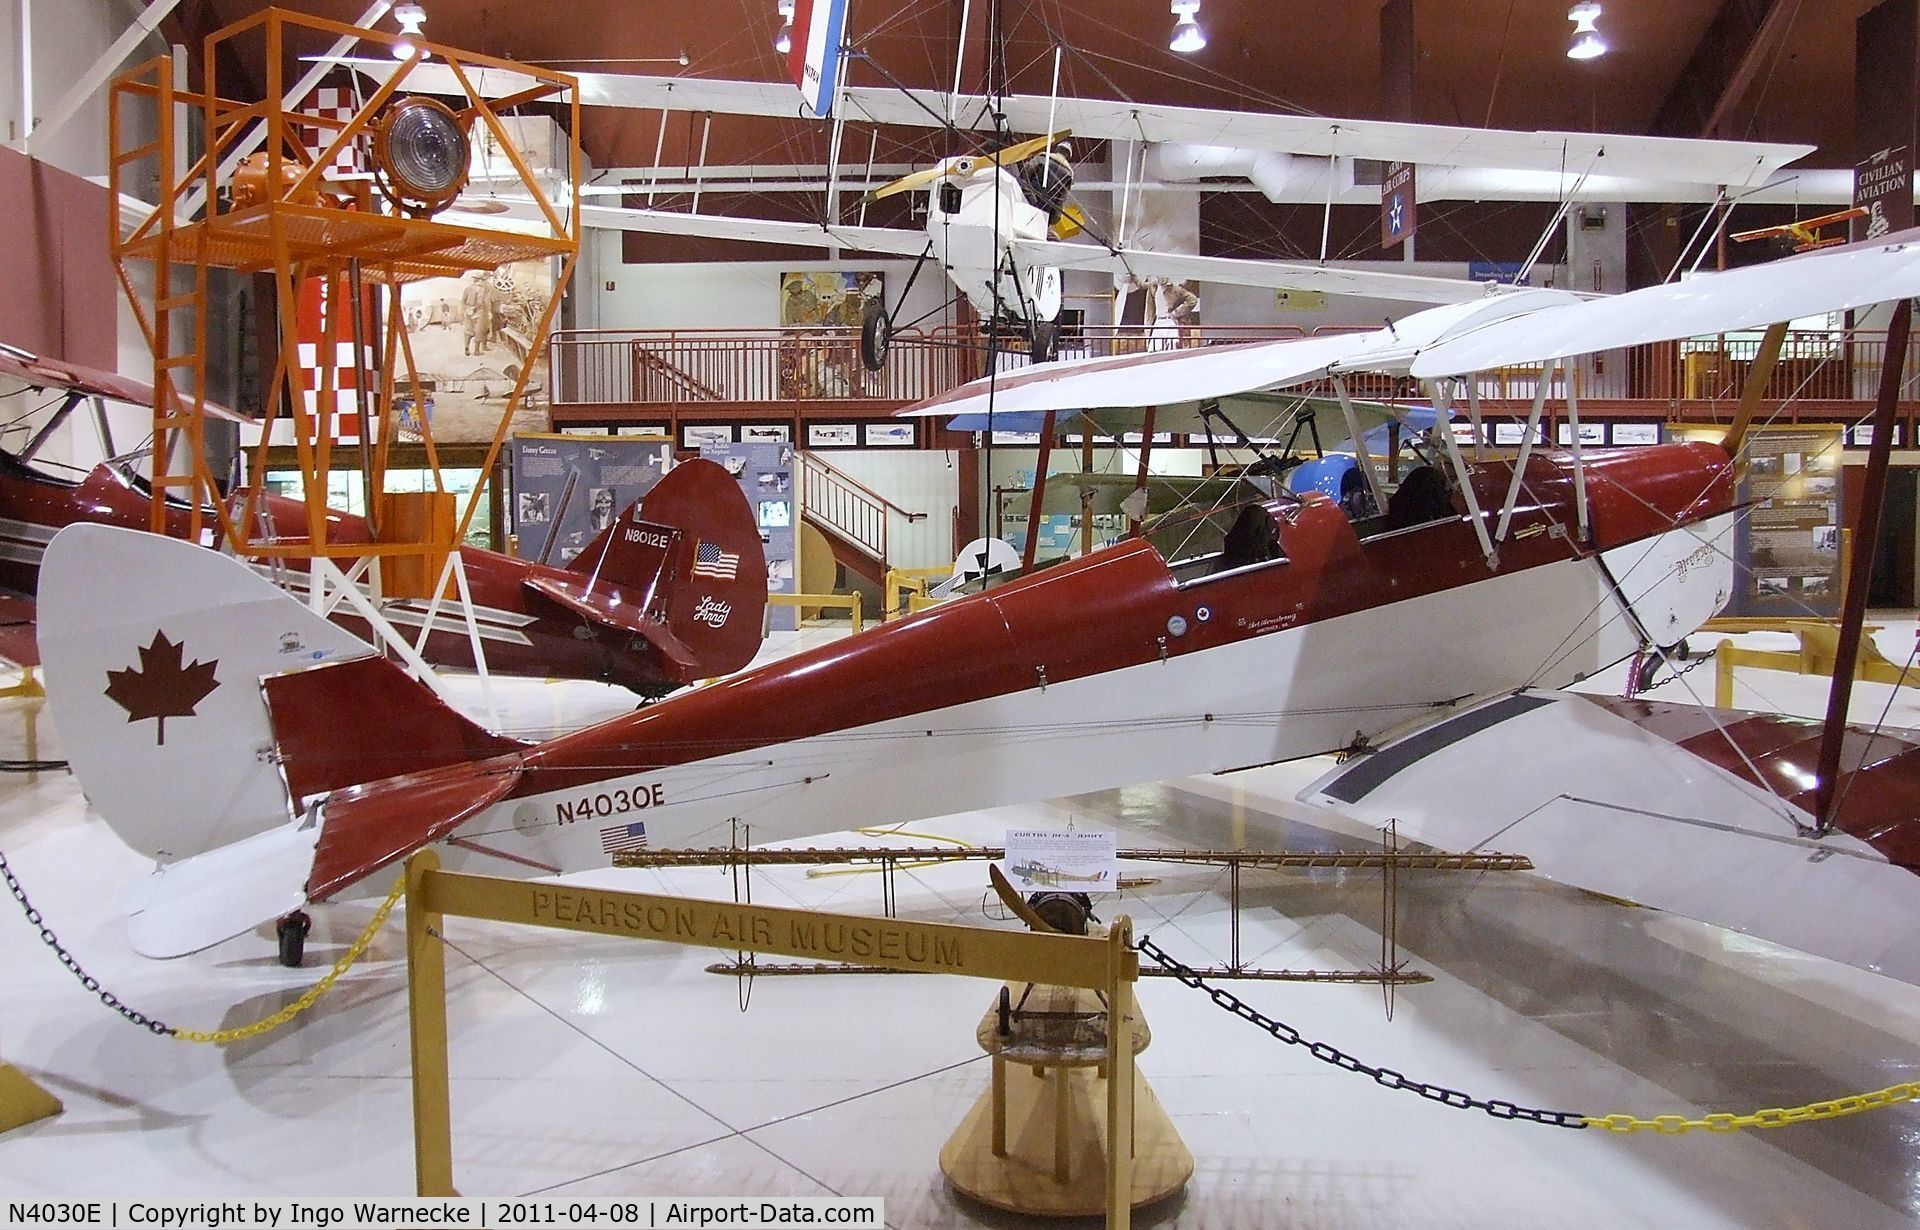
[39,524,373,863]
[566,458,767,679]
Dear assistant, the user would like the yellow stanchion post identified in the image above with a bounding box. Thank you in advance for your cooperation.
[1105,916,1135,1230]
[767,591,865,633]
[406,851,455,1197]
[0,667,45,699]
[0,1057,61,1134]
[1716,640,1735,708]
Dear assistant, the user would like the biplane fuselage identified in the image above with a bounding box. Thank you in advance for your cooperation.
[299,440,1734,898]
[924,164,1063,326]
[0,454,764,694]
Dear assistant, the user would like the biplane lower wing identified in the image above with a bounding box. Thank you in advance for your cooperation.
[550,201,1497,306]
[1008,237,1494,305]
[568,203,936,258]
[1298,690,1920,985]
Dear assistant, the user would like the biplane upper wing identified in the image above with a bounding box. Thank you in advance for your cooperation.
[366,64,1809,187]
[1294,690,1920,986]
[900,287,1579,423]
[1412,229,1920,377]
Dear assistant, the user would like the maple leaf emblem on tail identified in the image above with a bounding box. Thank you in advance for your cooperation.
[104,631,220,746]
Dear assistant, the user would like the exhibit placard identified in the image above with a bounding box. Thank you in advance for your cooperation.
[702,440,796,630]
[510,433,672,565]
[1678,424,1844,618]
[1001,828,1119,894]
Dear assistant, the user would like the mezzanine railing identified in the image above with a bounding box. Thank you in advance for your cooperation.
[550,325,1920,416]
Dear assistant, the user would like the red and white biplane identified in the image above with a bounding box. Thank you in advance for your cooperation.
[34,232,1920,987]
[0,350,769,696]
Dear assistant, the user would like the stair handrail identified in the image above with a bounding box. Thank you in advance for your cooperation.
[633,345,723,401]
[799,449,927,522]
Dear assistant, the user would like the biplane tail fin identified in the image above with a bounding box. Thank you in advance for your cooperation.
[558,457,768,682]
[41,523,532,954]
[38,524,375,868]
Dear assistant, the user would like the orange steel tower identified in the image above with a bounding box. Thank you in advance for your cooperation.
[107,7,579,593]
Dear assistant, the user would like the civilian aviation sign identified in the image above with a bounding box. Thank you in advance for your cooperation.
[787,0,849,117]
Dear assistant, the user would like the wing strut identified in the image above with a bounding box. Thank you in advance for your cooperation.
[1021,409,1057,572]
[1129,406,1156,538]
[1565,372,1590,543]
[17,393,83,463]
[1427,381,1495,565]
[1813,297,1914,831]
[1488,362,1556,564]
[1721,320,1788,455]
[1331,375,1389,512]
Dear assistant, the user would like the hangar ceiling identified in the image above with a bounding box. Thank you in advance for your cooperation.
[173,0,1871,169]
[158,1,1884,269]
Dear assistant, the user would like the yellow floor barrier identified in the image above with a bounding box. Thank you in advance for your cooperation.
[402,850,1145,1225]
[0,1059,61,1134]
[1714,622,1918,708]
[767,590,863,633]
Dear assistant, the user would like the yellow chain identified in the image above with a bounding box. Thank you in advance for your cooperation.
[170,877,405,1044]
[1584,1082,1920,1134]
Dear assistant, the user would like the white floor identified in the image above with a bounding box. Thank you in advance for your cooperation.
[2,621,1919,1226]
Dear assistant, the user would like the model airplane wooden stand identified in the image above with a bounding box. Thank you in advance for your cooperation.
[939,867,1188,1214]
[941,979,1190,1216]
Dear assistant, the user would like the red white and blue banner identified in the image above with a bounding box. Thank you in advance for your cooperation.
[787,0,848,117]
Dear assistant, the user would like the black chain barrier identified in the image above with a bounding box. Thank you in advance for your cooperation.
[1135,934,1590,1129]
[0,849,174,1035]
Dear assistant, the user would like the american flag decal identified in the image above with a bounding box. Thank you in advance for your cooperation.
[599,821,650,855]
[691,541,741,580]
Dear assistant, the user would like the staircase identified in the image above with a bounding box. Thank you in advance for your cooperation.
[634,347,724,401]
[798,450,926,585]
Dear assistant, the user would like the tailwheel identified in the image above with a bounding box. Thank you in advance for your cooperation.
[277,910,312,968]
[1028,318,1059,363]
[860,300,892,372]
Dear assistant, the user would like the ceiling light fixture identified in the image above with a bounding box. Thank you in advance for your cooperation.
[1567,3,1607,60]
[392,2,428,61]
[1170,0,1205,53]
[775,0,794,54]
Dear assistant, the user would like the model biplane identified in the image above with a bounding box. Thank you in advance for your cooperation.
[0,352,768,694]
[1731,207,1869,254]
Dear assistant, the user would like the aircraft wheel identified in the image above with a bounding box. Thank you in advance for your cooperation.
[860,301,892,372]
[277,910,311,968]
[1028,318,1059,363]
